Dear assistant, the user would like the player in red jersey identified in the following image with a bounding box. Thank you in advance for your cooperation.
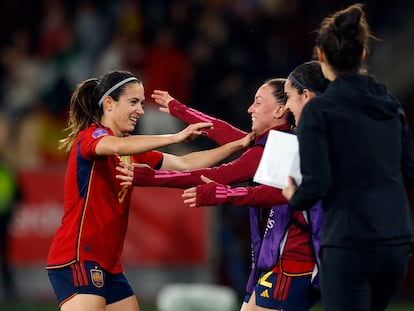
[115,77,292,309]
[179,62,329,311]
[116,62,329,311]
[46,70,253,311]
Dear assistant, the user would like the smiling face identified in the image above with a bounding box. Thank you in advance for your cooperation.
[284,78,317,125]
[101,82,145,136]
[247,83,286,136]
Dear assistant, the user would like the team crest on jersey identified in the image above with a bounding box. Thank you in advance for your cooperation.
[90,268,104,288]
[92,128,108,139]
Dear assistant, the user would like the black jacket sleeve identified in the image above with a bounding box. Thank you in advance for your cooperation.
[289,102,330,210]
[400,107,414,187]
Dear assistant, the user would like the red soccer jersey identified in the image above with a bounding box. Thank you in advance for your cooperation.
[281,210,314,263]
[46,124,163,273]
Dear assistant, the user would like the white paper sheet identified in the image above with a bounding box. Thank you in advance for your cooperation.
[253,130,302,189]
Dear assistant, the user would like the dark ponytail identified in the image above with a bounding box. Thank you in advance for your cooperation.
[59,78,100,152]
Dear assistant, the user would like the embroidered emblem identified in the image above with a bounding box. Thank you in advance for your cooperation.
[92,128,108,139]
[90,267,104,288]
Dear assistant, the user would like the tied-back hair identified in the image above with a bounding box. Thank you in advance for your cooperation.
[265,78,295,128]
[289,60,330,95]
[59,70,141,152]
[315,3,378,74]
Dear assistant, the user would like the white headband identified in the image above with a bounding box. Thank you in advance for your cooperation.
[98,77,138,106]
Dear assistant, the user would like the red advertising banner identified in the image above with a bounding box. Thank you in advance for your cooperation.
[9,169,210,267]
[9,169,64,265]
[123,187,210,267]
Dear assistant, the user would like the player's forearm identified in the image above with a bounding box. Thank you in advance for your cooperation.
[132,163,246,189]
[230,185,287,208]
[178,140,244,170]
[195,183,287,208]
[168,99,247,145]
[132,167,202,188]
[96,134,180,156]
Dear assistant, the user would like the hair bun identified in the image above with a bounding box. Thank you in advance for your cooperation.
[334,7,362,40]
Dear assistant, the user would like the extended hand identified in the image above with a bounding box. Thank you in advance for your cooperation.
[177,122,213,143]
[239,132,256,149]
[115,162,134,186]
[282,176,297,201]
[115,162,150,186]
[182,175,214,208]
[151,90,174,114]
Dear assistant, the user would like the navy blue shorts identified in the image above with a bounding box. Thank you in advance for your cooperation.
[47,261,134,307]
[243,292,251,303]
[254,260,319,310]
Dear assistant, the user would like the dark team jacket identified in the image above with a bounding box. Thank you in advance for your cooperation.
[290,73,414,247]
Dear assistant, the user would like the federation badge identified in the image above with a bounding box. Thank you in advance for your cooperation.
[92,128,108,139]
[90,267,104,288]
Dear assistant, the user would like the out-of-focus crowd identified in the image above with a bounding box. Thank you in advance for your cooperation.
[0,0,410,170]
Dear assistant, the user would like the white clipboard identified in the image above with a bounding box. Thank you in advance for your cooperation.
[253,130,302,189]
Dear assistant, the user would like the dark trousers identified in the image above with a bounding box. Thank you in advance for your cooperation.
[320,244,411,311]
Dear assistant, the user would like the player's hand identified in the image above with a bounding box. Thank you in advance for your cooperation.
[182,186,197,207]
[200,175,214,184]
[282,176,297,201]
[237,132,256,149]
[182,175,214,207]
[115,162,134,186]
[116,162,150,186]
[151,90,174,114]
[176,122,213,143]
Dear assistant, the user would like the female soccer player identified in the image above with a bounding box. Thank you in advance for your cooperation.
[46,70,253,311]
[117,62,329,310]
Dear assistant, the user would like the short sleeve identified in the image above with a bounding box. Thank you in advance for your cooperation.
[79,126,109,160]
[132,151,163,169]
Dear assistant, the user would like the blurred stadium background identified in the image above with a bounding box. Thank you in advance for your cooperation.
[1,0,414,310]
